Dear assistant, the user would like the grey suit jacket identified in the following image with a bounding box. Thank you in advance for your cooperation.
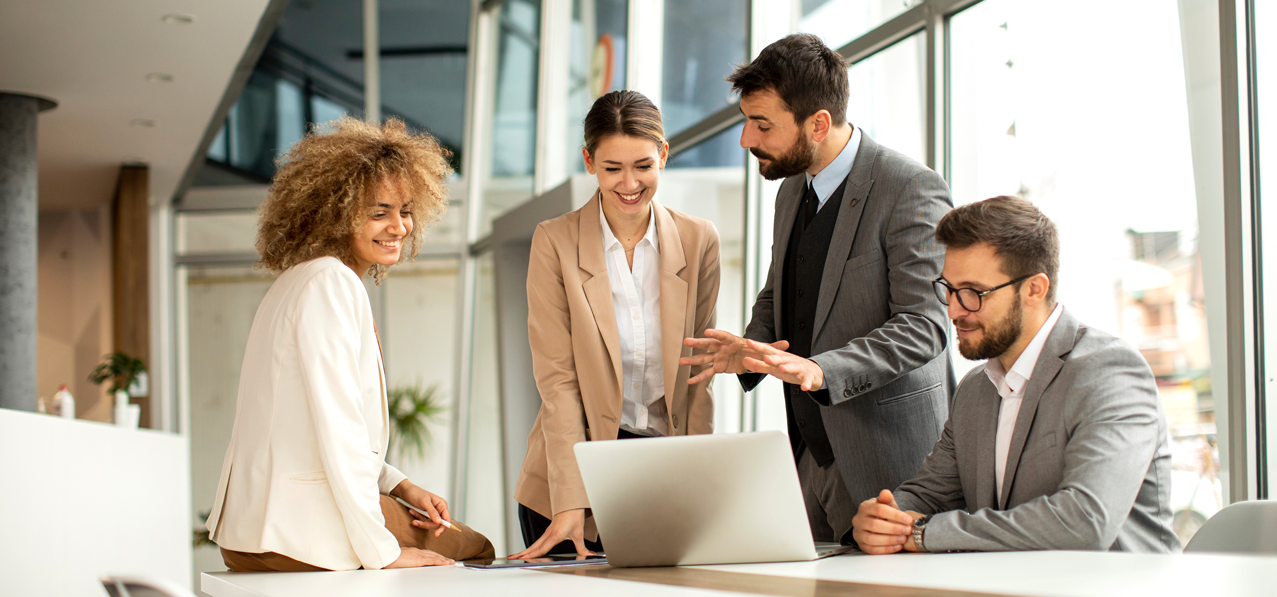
[893,307,1180,553]
[742,132,955,503]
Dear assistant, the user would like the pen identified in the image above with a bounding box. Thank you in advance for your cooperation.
[394,495,460,532]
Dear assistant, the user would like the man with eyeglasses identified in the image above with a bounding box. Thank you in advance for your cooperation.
[850,195,1179,554]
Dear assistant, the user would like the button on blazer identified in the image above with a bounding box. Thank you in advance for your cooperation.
[205,256,408,571]
[515,194,720,540]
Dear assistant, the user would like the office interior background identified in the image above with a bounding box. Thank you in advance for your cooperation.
[1,0,1275,594]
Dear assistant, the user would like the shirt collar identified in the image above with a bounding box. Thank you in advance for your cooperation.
[804,125,862,204]
[984,303,1064,396]
[599,195,659,254]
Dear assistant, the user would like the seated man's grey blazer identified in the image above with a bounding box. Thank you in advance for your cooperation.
[891,307,1180,553]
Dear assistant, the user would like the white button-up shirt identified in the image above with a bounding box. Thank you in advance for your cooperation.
[600,200,667,436]
[984,303,1063,504]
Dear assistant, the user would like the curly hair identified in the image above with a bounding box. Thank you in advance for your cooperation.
[255,116,452,283]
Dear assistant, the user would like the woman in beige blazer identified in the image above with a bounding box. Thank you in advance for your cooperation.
[206,117,493,572]
[511,91,721,559]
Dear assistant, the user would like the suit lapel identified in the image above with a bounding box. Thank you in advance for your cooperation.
[812,132,877,341]
[653,201,689,427]
[771,178,804,334]
[998,308,1078,508]
[972,372,1000,510]
[578,193,625,400]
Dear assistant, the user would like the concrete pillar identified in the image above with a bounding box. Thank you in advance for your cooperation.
[0,94,44,411]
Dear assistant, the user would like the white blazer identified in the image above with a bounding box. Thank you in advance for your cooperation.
[205,256,407,571]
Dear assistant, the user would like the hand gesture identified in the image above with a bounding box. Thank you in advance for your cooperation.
[681,329,790,385]
[741,339,824,392]
[399,484,453,538]
[509,508,594,560]
[851,490,924,554]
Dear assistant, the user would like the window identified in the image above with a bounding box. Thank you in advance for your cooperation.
[661,0,747,135]
[847,32,925,165]
[800,0,918,51]
[480,0,541,237]
[567,0,628,174]
[951,0,1221,542]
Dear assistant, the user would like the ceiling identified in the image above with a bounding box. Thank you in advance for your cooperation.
[0,0,272,210]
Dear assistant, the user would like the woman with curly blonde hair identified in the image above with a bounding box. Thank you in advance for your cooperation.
[206,117,494,572]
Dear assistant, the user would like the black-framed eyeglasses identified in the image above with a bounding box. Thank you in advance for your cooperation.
[932,274,1034,312]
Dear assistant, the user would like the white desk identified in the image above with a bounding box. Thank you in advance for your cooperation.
[203,551,1277,597]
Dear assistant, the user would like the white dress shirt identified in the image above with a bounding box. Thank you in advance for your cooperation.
[984,303,1064,504]
[600,199,668,436]
[804,125,862,210]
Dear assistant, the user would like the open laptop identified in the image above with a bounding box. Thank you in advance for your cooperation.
[573,431,857,567]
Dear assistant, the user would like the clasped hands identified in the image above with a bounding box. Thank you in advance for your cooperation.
[851,489,925,554]
[680,329,824,392]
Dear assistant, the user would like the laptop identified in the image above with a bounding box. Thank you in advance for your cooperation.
[573,431,857,567]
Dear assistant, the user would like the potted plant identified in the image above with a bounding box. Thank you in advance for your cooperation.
[88,351,147,428]
[386,383,447,465]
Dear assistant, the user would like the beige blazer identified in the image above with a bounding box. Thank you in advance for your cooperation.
[205,256,407,571]
[515,194,720,540]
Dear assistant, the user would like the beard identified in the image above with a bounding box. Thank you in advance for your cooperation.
[956,299,1024,361]
[751,130,817,180]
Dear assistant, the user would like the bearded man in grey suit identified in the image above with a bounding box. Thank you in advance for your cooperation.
[682,34,954,543]
[851,196,1179,554]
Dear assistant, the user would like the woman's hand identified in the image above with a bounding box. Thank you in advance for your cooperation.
[385,547,454,568]
[508,508,594,560]
[393,481,452,537]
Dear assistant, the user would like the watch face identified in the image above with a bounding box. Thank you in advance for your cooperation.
[913,515,930,528]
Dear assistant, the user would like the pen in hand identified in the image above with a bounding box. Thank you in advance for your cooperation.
[394,495,460,532]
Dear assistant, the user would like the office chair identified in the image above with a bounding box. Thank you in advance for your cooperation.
[1182,500,1277,555]
[100,575,198,597]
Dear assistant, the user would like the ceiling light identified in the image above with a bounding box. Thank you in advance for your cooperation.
[162,14,195,25]
[130,119,157,128]
[146,73,174,83]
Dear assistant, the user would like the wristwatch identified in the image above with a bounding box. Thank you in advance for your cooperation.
[911,515,931,552]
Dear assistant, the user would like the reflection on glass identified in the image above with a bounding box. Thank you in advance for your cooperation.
[379,0,469,170]
[662,0,747,135]
[951,0,1218,544]
[846,33,925,165]
[659,125,746,432]
[799,0,917,51]
[177,213,259,255]
[382,257,460,500]
[465,253,506,554]
[1256,0,1277,487]
[668,123,746,170]
[482,0,541,238]
[568,0,628,174]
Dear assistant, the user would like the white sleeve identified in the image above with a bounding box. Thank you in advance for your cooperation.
[294,267,401,570]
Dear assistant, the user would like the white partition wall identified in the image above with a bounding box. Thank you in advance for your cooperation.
[0,409,192,596]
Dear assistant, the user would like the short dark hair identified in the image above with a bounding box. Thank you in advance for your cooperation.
[582,90,666,157]
[936,196,1060,303]
[727,33,849,126]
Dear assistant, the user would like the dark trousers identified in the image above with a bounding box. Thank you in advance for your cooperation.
[517,428,648,554]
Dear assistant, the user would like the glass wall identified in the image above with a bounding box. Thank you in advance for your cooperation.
[567,0,629,174]
[847,32,925,165]
[661,0,748,136]
[1257,0,1277,491]
[800,0,917,50]
[480,0,541,237]
[950,0,1219,542]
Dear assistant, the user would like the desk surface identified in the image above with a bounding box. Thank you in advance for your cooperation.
[202,551,1277,597]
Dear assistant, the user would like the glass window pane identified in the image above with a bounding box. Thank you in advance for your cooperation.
[951,0,1219,543]
[662,0,747,135]
[659,124,746,433]
[464,252,506,554]
[481,0,541,238]
[1257,0,1277,487]
[379,0,469,171]
[567,0,629,174]
[799,0,918,51]
[846,32,925,165]
[176,213,259,255]
[382,257,460,501]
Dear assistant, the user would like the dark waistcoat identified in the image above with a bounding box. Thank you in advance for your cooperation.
[780,177,848,467]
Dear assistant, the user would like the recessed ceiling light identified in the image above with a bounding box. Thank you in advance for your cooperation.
[162,14,195,25]
[145,73,174,83]
[130,119,157,128]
